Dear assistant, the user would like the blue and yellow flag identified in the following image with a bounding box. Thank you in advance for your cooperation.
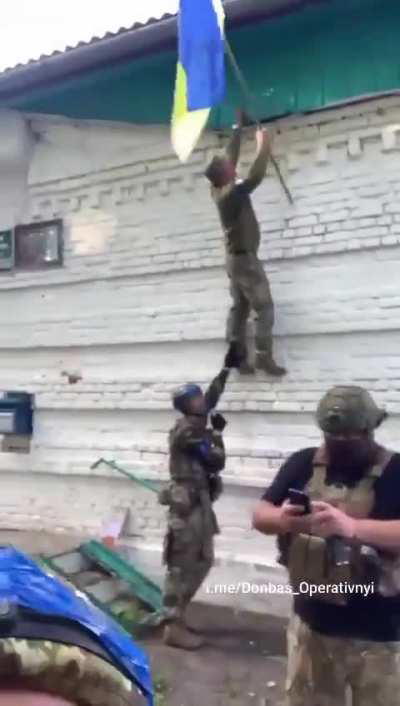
[171,0,226,162]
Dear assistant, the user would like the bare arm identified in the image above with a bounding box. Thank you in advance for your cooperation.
[252,500,285,534]
[252,499,314,536]
[311,500,400,551]
[353,519,400,552]
[242,127,271,194]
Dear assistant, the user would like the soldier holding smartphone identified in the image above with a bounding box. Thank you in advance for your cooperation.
[252,385,400,706]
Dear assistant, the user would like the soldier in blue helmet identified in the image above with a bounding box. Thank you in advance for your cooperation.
[159,344,243,649]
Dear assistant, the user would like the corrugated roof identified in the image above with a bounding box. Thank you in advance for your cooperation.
[1,12,176,75]
[0,0,322,77]
[0,0,330,102]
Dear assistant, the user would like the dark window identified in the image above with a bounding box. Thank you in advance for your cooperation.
[14,219,63,271]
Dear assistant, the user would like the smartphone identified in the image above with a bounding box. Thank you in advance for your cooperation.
[288,488,311,515]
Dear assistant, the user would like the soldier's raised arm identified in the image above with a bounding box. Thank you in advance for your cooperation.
[204,367,230,413]
[205,341,244,412]
[224,111,243,167]
[205,342,244,411]
[241,127,271,194]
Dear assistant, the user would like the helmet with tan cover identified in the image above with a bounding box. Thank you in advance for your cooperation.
[0,638,145,705]
[316,385,387,435]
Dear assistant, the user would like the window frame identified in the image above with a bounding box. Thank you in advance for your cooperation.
[14,218,64,272]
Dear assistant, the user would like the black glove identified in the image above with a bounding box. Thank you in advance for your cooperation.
[211,412,227,432]
[224,342,245,369]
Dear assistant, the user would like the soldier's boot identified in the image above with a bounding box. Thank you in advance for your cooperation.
[163,620,205,650]
[255,343,286,377]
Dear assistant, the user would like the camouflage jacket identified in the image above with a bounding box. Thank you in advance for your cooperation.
[211,126,270,255]
[165,368,228,512]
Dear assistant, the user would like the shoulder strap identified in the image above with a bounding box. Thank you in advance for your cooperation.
[308,446,328,495]
[369,447,394,479]
[313,445,393,481]
[313,446,328,467]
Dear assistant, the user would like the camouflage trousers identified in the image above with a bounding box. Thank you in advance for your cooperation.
[286,613,400,706]
[162,505,215,620]
[226,253,274,353]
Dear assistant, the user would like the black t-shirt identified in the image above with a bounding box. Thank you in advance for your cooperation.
[262,447,400,641]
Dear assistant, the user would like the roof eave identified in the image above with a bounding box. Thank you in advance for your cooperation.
[0,0,323,102]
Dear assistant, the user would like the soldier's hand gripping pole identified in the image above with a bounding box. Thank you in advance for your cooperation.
[224,39,293,205]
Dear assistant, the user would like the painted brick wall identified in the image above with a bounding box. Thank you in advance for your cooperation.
[1,97,400,576]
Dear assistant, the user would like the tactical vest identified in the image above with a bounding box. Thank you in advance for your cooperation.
[287,446,395,604]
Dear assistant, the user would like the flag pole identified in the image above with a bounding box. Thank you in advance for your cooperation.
[224,39,294,205]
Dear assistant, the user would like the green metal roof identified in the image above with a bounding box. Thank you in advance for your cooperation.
[2,0,398,128]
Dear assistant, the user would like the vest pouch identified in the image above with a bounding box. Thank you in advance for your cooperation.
[309,537,352,605]
[287,534,326,591]
[169,483,194,517]
[288,534,353,605]
[323,539,353,605]
[351,545,380,586]
[377,552,400,597]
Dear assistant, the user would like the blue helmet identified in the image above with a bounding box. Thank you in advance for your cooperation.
[172,383,203,413]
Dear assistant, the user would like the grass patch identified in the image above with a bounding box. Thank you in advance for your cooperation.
[154,675,169,706]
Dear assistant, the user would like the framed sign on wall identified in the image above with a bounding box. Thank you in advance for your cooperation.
[0,230,14,270]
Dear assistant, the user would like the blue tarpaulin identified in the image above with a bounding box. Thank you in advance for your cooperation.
[0,547,153,705]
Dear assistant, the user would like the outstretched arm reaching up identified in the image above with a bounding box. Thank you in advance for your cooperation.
[204,342,245,411]
[242,127,272,194]
[224,110,245,167]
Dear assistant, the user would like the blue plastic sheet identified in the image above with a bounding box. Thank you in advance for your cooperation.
[0,547,153,705]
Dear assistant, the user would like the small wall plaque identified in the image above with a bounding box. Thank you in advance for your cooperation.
[0,230,14,270]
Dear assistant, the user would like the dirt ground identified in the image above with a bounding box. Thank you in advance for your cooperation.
[143,604,287,706]
[0,530,287,706]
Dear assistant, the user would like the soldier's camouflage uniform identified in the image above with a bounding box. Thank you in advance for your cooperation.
[210,126,278,369]
[0,638,145,705]
[162,370,228,620]
[287,613,400,706]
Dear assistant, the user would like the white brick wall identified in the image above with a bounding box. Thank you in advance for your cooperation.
[1,97,400,575]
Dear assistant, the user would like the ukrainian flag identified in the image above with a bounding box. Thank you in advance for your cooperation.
[171,0,226,162]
